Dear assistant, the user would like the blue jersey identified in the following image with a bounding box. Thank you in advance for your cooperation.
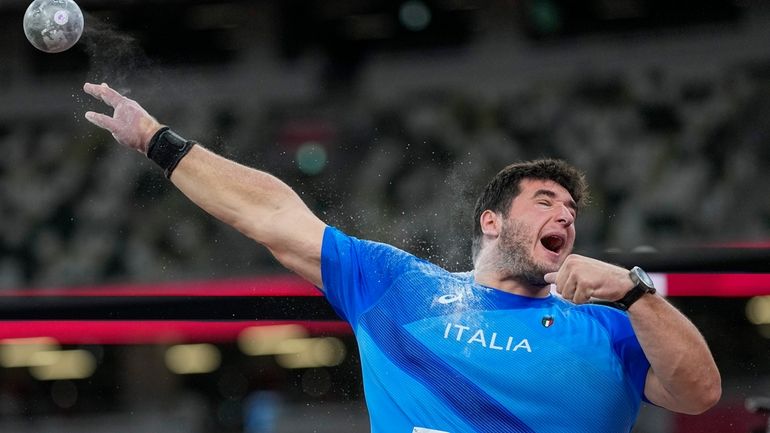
[321,227,650,433]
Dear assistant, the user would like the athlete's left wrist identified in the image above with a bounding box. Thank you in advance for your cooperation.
[613,266,657,311]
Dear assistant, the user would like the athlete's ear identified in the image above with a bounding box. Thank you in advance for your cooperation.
[480,210,501,238]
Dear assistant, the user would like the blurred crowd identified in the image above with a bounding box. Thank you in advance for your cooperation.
[2,64,770,290]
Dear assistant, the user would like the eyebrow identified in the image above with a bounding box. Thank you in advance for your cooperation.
[532,189,578,213]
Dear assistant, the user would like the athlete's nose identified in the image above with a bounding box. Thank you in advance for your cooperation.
[556,205,574,227]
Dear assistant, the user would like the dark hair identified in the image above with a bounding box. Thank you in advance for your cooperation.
[471,158,590,260]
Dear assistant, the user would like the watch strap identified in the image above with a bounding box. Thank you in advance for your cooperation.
[591,268,657,311]
[612,285,650,311]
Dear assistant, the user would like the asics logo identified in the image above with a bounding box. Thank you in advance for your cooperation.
[436,293,463,304]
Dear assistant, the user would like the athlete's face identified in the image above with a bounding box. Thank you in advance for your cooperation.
[497,179,576,282]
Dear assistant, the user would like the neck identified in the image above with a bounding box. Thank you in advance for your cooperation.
[472,259,551,298]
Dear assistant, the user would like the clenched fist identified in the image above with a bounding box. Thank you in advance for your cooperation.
[544,254,634,304]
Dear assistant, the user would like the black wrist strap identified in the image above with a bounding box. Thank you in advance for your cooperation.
[590,285,655,311]
[146,127,196,179]
[613,285,648,311]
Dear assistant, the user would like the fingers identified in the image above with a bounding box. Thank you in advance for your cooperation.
[548,255,632,304]
[83,82,158,152]
[547,256,593,304]
[83,82,124,108]
[83,82,106,101]
[556,279,592,304]
[559,270,581,301]
[573,286,593,304]
[544,272,557,284]
[85,111,120,132]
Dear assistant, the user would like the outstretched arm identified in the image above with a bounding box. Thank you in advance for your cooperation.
[83,82,327,287]
[545,255,721,415]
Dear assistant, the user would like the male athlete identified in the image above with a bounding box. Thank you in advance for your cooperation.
[82,82,720,433]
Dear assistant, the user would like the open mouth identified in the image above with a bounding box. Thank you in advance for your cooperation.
[540,234,565,254]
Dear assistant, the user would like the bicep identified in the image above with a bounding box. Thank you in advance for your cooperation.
[264,209,327,288]
[168,145,328,287]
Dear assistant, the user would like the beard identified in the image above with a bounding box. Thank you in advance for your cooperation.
[496,219,553,287]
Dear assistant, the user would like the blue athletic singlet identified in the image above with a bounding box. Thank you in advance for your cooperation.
[321,226,650,433]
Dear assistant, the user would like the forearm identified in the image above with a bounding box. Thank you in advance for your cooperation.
[628,294,721,414]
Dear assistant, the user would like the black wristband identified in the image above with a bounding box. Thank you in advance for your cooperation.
[590,284,657,311]
[146,127,196,178]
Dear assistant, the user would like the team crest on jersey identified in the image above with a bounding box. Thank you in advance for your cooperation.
[541,315,554,328]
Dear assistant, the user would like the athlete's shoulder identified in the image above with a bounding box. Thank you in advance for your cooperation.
[571,301,635,341]
[325,226,452,276]
[579,301,629,320]
[325,226,413,261]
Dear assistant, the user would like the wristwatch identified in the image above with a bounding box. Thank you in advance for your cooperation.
[613,266,656,311]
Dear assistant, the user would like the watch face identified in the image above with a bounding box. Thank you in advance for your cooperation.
[634,267,654,288]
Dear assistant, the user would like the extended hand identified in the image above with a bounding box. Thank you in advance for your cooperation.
[544,255,634,304]
[83,83,162,154]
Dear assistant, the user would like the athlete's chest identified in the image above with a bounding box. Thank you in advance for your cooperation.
[357,270,640,433]
[362,270,621,378]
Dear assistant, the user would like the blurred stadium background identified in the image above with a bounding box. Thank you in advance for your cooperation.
[1,0,770,431]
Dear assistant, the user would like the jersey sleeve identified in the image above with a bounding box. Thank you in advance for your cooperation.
[320,226,416,328]
[587,305,651,401]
